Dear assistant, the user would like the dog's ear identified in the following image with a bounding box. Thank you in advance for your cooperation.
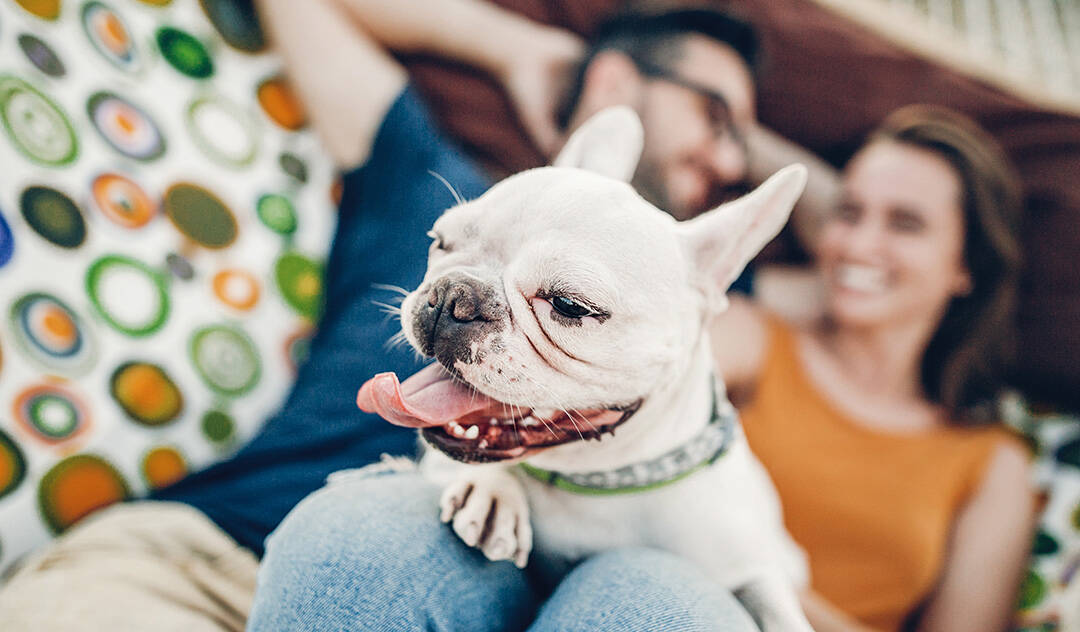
[677,164,808,312]
[552,106,643,182]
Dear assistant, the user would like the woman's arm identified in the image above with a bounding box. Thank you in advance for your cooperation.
[916,442,1036,632]
[708,295,771,402]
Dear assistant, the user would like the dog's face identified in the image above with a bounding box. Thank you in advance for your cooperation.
[359,108,806,463]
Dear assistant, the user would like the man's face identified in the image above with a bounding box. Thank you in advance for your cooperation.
[631,36,756,220]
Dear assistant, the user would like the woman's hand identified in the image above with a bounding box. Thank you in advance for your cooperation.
[496,27,584,157]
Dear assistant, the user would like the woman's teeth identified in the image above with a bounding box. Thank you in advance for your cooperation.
[836,264,888,293]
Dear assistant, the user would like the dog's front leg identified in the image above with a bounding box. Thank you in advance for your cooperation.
[733,573,815,632]
[438,467,532,568]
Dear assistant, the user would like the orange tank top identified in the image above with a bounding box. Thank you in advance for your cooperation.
[740,315,1020,631]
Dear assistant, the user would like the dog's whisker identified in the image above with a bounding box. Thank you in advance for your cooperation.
[371,300,402,315]
[371,283,411,297]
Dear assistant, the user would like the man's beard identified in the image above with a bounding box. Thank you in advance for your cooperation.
[632,162,749,222]
[631,162,682,220]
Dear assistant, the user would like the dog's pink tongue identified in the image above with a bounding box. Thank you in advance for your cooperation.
[357,363,501,428]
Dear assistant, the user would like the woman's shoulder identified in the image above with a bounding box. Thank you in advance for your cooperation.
[944,422,1032,500]
[709,297,791,389]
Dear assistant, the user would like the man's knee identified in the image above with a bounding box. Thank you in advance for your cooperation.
[251,470,535,631]
[541,548,758,632]
[263,469,449,572]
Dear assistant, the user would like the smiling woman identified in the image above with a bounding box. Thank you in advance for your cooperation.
[714,106,1033,632]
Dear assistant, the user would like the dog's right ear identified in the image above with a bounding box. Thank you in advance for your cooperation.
[677,165,808,313]
[552,106,644,182]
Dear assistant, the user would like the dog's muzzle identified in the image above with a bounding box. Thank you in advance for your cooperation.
[412,273,506,366]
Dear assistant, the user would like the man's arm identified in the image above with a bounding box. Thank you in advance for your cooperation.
[745,124,841,255]
[256,0,579,169]
[255,0,406,169]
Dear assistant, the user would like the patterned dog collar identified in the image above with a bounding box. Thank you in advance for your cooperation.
[519,385,737,496]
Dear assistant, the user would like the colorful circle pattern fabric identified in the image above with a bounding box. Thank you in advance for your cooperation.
[90,173,157,229]
[257,194,297,235]
[0,209,14,268]
[0,75,77,166]
[257,76,306,130]
[190,324,261,396]
[110,362,183,426]
[14,0,60,20]
[20,185,86,248]
[10,292,95,374]
[18,33,65,77]
[86,254,170,337]
[186,96,257,167]
[163,183,237,249]
[37,454,130,534]
[200,409,235,444]
[0,0,336,577]
[157,26,213,79]
[0,430,28,501]
[14,383,91,444]
[141,446,187,489]
[82,2,141,74]
[87,92,166,161]
[275,252,324,320]
[199,0,265,52]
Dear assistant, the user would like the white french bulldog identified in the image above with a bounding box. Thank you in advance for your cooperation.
[357,107,813,631]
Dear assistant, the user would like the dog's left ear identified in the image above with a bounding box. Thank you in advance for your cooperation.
[552,106,643,182]
[677,164,808,313]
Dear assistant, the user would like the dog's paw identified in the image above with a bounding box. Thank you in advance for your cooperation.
[439,474,532,568]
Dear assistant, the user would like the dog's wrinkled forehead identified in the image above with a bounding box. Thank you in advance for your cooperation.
[433,167,682,280]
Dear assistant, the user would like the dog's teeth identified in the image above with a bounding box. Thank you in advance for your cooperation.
[451,425,465,437]
[521,416,538,427]
[533,408,555,419]
[464,425,479,440]
[478,439,488,449]
[489,417,499,426]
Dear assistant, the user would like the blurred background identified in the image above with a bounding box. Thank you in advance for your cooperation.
[0,0,1077,630]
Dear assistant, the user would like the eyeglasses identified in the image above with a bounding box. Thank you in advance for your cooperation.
[632,59,748,155]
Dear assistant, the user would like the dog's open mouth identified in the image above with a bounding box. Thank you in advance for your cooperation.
[357,362,640,463]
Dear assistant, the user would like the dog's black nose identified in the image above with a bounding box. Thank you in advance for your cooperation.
[427,281,483,323]
[413,274,505,362]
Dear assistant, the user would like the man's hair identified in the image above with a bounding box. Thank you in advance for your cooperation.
[556,8,760,129]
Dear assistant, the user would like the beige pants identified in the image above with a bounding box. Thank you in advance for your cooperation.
[0,502,259,632]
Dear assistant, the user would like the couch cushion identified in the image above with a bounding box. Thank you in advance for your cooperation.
[0,0,336,572]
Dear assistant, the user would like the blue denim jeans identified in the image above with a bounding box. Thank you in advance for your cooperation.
[247,470,758,631]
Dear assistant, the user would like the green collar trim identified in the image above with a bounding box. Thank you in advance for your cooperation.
[519,386,737,496]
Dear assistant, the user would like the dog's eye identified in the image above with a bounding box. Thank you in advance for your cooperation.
[550,296,593,319]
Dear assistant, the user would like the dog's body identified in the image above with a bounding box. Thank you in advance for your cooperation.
[359,108,815,630]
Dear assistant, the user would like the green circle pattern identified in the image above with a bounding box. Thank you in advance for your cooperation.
[28,394,79,438]
[86,254,171,337]
[201,410,235,444]
[157,27,213,79]
[190,325,261,396]
[275,252,324,320]
[257,194,297,235]
[0,75,77,166]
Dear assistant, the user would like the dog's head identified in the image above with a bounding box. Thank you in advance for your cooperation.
[358,107,806,463]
